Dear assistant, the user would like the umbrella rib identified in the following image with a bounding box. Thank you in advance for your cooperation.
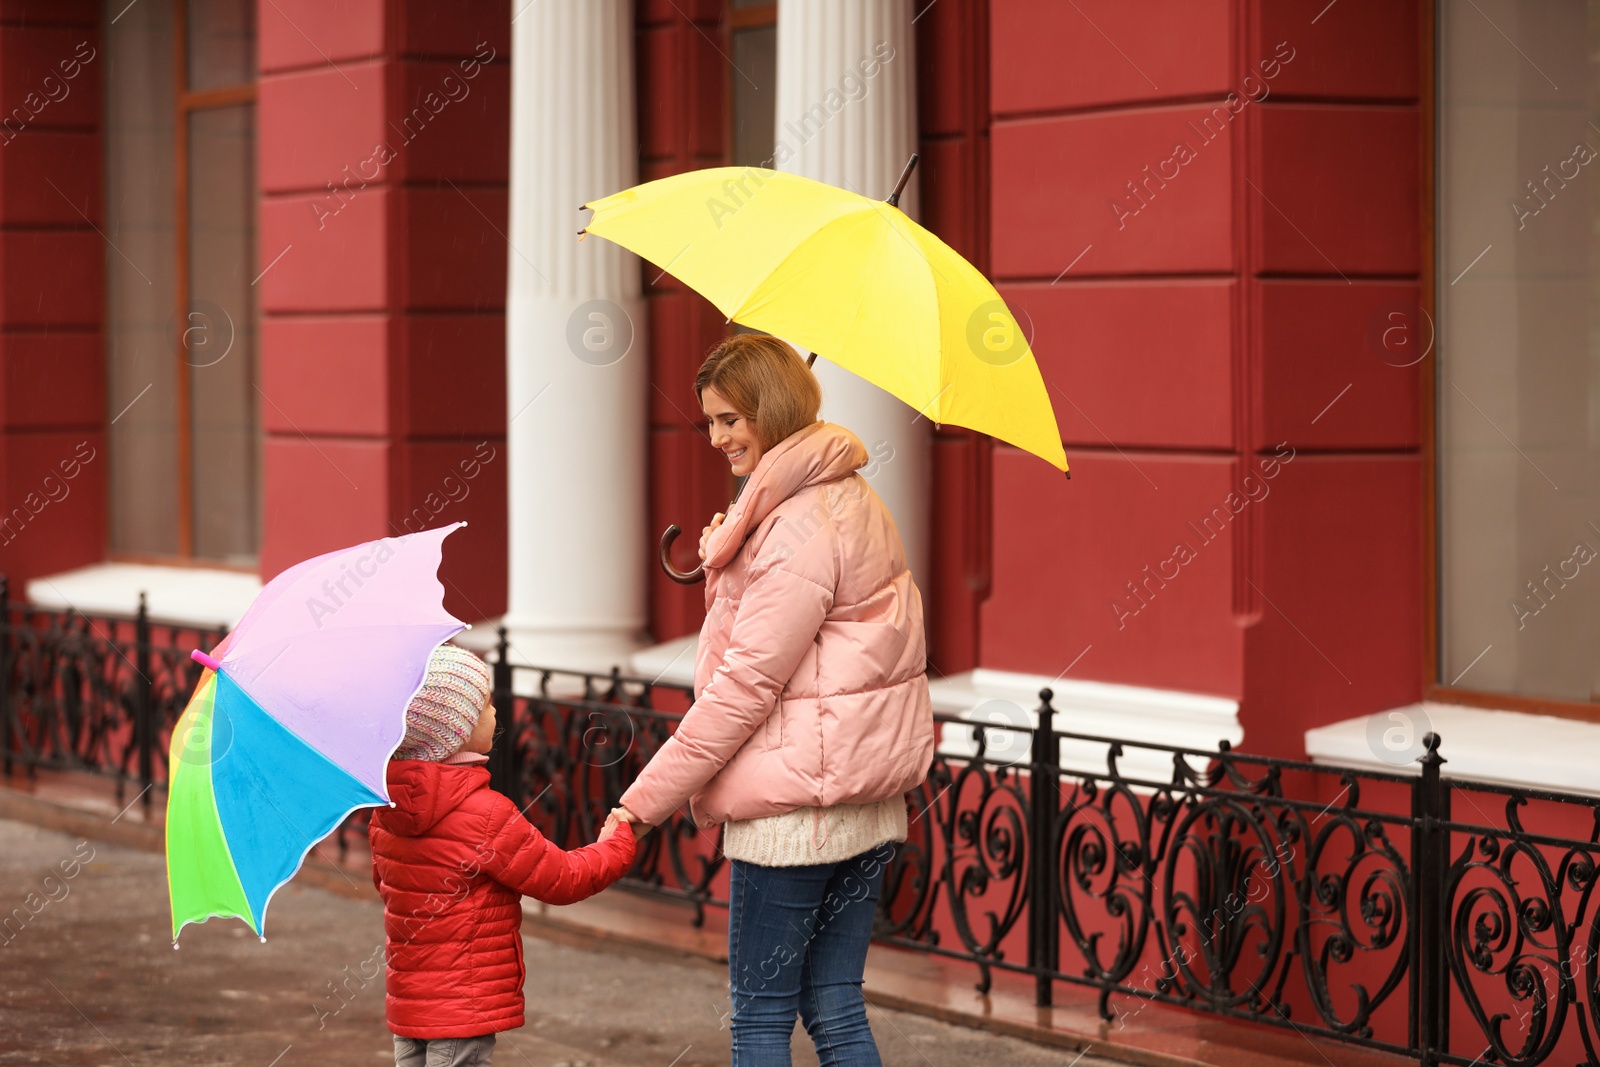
[883,221,947,420]
[724,200,883,329]
[249,770,376,930]
[221,642,449,731]
[736,210,954,425]
[835,172,954,286]
[218,675,389,933]
[920,225,952,421]
[832,222,880,371]
[848,208,955,420]
[729,208,881,347]
[934,289,949,425]
[168,690,258,938]
[663,175,856,323]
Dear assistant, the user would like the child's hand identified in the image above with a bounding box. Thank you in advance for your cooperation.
[698,513,726,561]
[598,810,625,842]
[607,805,651,839]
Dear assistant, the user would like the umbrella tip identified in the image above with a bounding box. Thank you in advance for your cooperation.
[886,153,920,207]
[1065,469,1072,480]
[389,801,397,809]
[172,940,179,950]
[259,936,266,943]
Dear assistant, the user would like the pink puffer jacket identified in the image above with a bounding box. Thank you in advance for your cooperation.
[620,421,934,828]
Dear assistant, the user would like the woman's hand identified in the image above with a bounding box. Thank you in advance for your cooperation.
[698,512,726,561]
[610,805,652,838]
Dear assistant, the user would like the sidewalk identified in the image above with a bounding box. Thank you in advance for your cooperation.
[0,816,1117,1066]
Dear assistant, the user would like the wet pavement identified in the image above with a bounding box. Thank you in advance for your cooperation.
[0,818,1116,1066]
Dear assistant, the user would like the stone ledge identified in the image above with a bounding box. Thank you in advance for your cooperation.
[25,562,260,628]
[1305,701,1600,798]
[930,668,1242,785]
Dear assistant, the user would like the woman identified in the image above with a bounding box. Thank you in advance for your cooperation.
[614,333,934,1066]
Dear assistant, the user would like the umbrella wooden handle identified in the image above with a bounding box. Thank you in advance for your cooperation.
[658,524,705,584]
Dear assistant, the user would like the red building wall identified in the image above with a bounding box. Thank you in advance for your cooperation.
[637,0,741,644]
[256,0,509,623]
[982,0,1425,756]
[917,0,993,676]
[0,0,106,585]
[0,0,1429,769]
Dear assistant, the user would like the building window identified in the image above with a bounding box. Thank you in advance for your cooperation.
[1436,0,1598,706]
[729,1,776,168]
[105,0,259,566]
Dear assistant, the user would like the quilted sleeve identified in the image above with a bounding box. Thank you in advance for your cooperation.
[474,795,636,906]
[619,517,837,825]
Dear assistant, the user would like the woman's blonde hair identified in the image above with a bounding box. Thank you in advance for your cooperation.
[695,334,822,450]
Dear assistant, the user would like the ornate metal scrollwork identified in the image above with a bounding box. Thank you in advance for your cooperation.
[14,587,1600,1067]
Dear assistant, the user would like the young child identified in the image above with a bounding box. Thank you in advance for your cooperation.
[370,644,635,1066]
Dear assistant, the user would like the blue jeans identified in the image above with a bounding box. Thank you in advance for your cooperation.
[727,842,894,1066]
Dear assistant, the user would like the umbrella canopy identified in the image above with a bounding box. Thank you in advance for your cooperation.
[166,522,469,941]
[581,164,1068,473]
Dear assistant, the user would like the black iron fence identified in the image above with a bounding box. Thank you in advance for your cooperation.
[0,578,226,812]
[6,591,1600,1066]
[480,627,1600,1067]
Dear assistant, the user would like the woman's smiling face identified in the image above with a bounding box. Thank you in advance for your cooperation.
[701,384,763,477]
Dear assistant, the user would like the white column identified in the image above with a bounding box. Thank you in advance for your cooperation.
[503,1,647,672]
[775,0,929,585]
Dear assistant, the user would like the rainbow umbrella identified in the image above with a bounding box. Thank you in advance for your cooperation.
[166,522,469,943]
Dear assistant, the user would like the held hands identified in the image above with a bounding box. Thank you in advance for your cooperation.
[600,805,650,841]
[698,512,726,562]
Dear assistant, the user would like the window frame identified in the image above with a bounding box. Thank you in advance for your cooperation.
[107,0,258,569]
[725,0,776,169]
[1422,0,1600,721]
[727,2,775,33]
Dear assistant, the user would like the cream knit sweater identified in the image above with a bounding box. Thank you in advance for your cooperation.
[721,796,908,867]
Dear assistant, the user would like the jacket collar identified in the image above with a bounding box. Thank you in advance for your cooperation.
[704,421,868,570]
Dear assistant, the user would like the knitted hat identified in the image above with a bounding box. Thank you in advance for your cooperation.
[395,644,493,761]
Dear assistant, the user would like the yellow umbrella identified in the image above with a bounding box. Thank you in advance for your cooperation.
[579,158,1068,472]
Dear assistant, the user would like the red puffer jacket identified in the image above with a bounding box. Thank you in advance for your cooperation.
[369,760,634,1038]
